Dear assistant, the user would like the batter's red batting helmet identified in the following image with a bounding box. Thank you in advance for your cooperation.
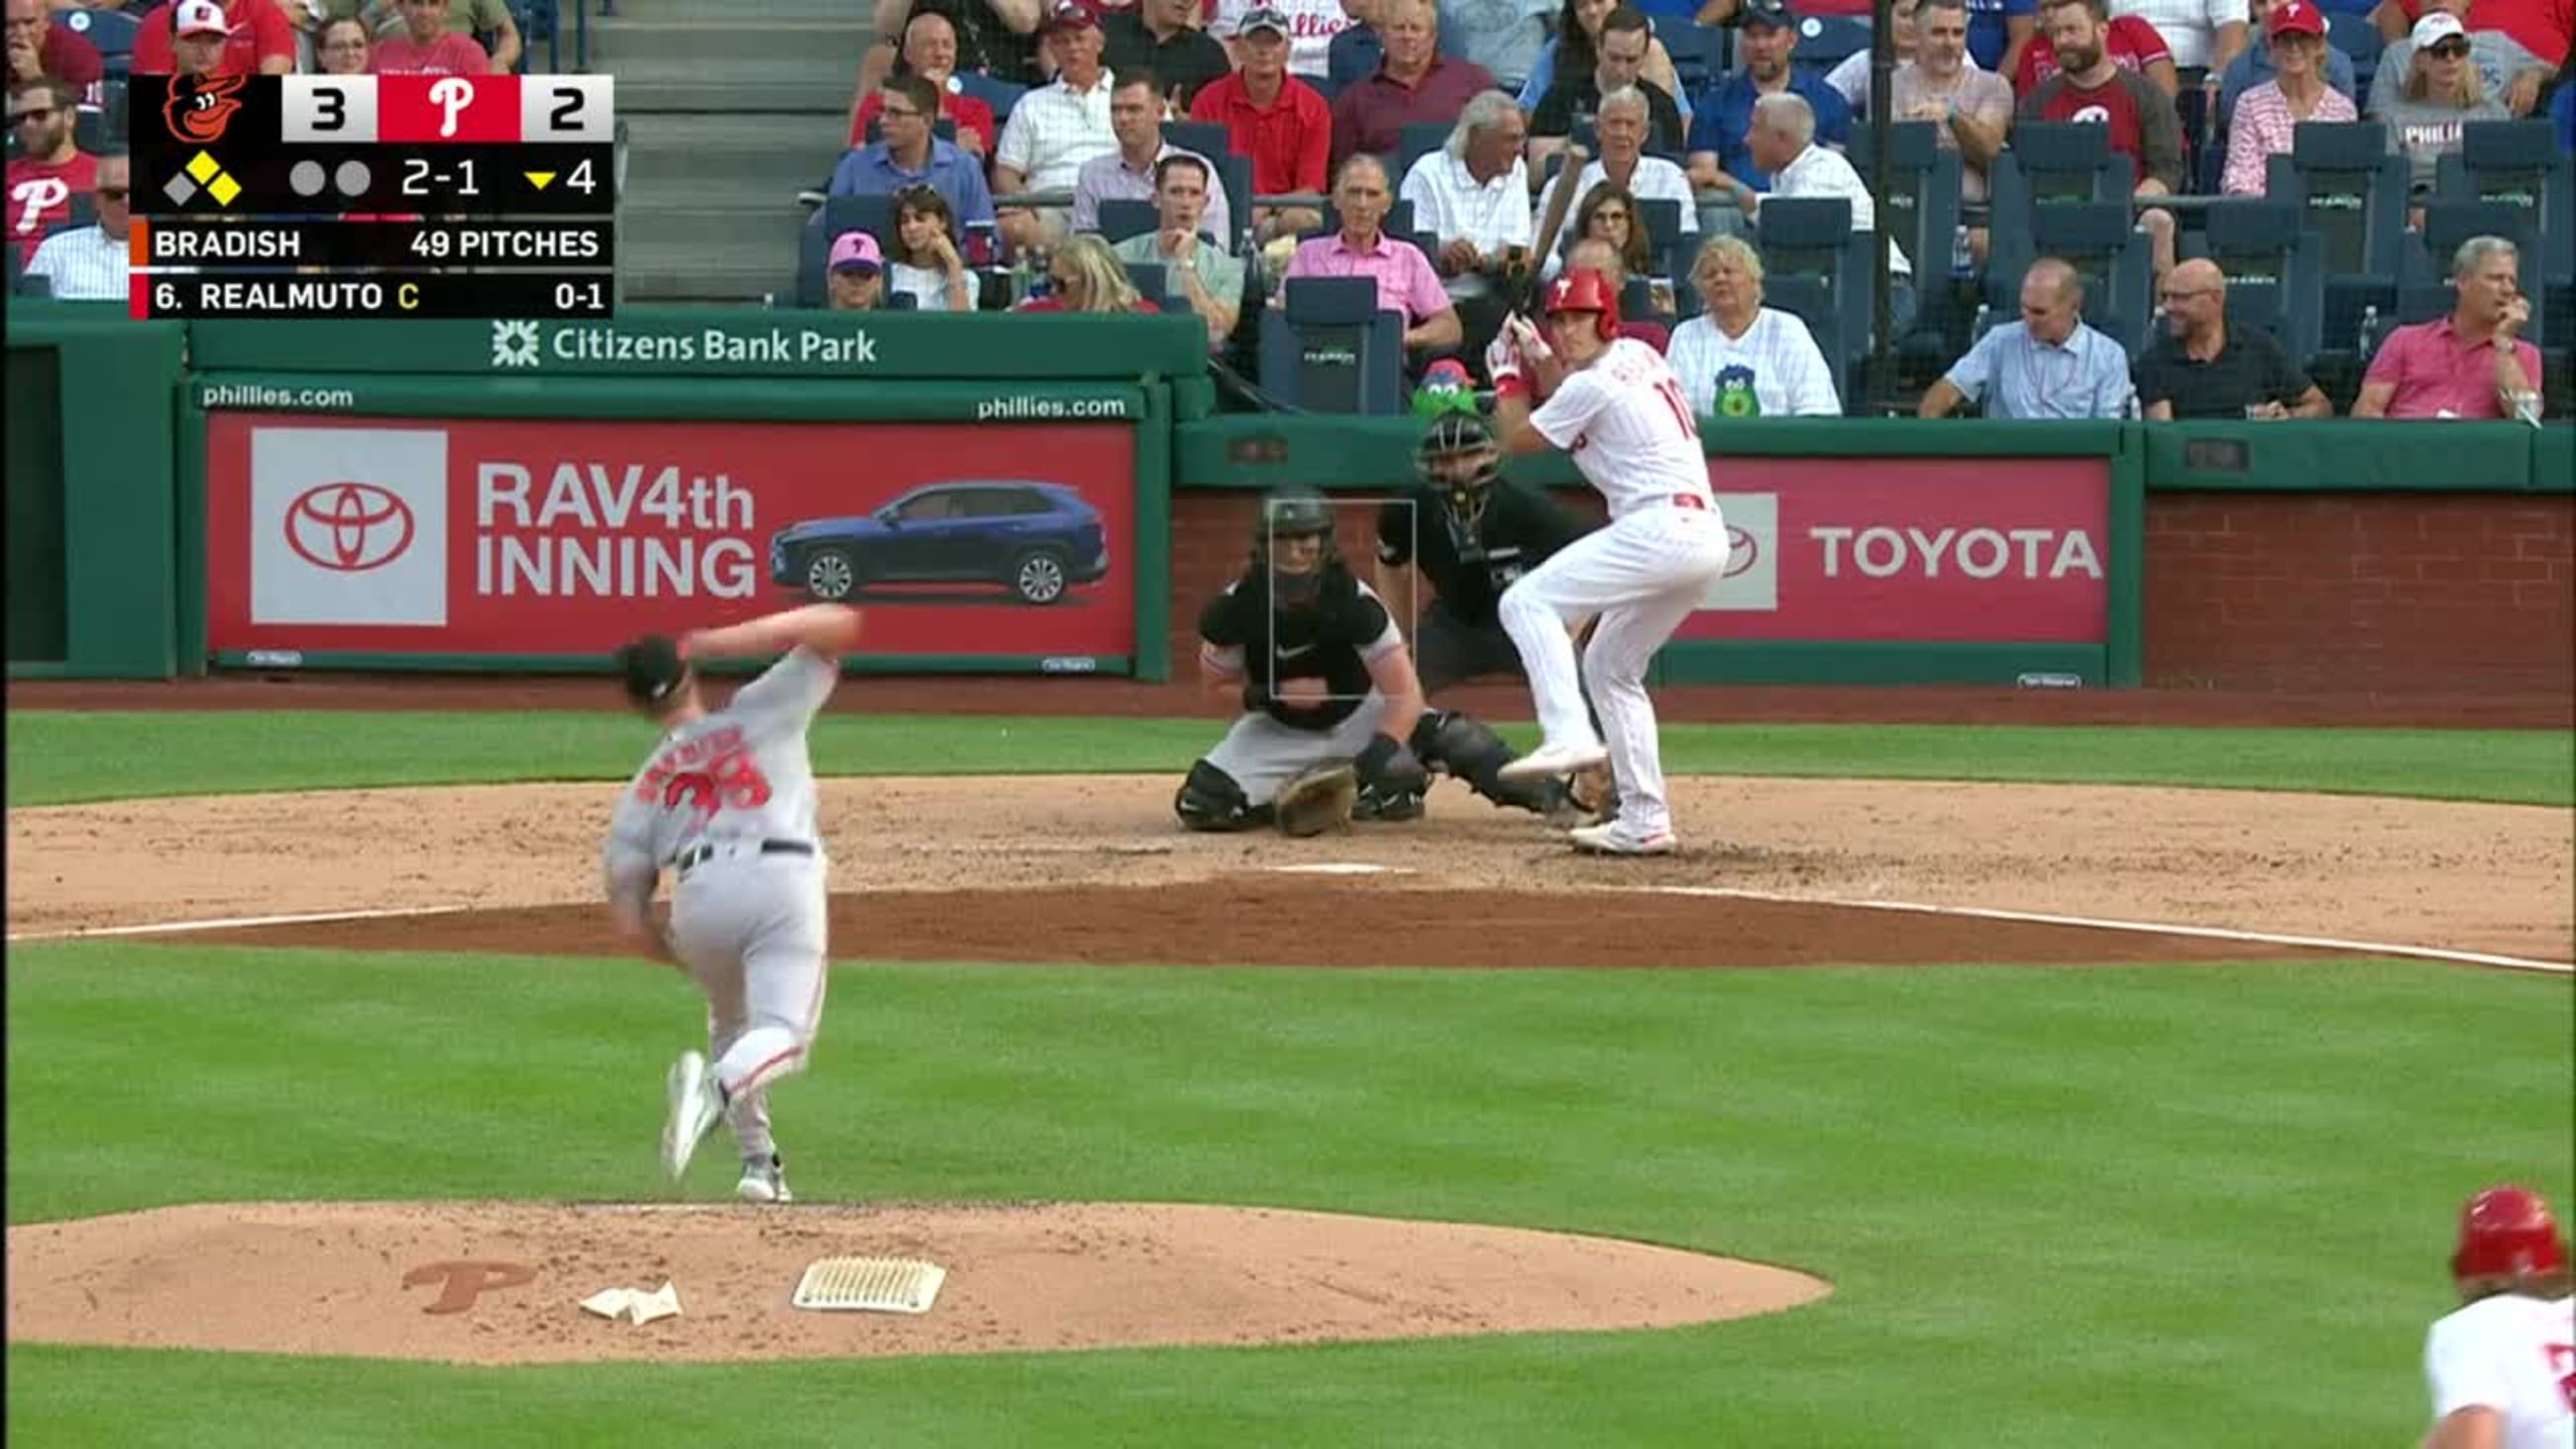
[1542,267,1621,342]
[2450,1185,2568,1280]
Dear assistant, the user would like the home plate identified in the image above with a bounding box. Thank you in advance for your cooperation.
[1268,862,1409,876]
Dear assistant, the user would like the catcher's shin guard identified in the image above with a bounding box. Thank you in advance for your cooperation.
[1411,709,1557,814]
[1174,760,1267,832]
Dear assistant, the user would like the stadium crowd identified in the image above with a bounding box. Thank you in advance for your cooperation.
[10,0,2572,417]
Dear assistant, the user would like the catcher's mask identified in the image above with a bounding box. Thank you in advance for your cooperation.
[1255,487,1338,606]
[1415,412,1501,532]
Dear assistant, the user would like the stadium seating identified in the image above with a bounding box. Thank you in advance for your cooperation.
[1397,121,1453,184]
[1789,15,1872,90]
[2200,201,2326,362]
[2435,121,2573,286]
[1095,199,1160,244]
[1257,276,1408,413]
[1122,260,1167,306]
[1635,196,1687,282]
[2265,122,2410,353]
[2326,11,2378,99]
[1754,195,1866,375]
[1664,20,1729,96]
[1847,119,1963,357]
[56,6,140,71]
[955,72,1027,128]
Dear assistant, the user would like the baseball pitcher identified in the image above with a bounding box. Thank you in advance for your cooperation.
[603,603,862,1203]
[2420,1184,2575,1449]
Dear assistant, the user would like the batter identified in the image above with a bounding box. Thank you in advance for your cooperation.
[602,604,862,1203]
[1488,268,1731,855]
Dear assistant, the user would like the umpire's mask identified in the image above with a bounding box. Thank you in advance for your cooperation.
[1416,412,1502,534]
[1256,487,1339,606]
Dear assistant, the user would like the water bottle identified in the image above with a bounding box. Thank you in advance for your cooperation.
[1950,223,1972,278]
[1008,249,1033,306]
[1027,246,1054,302]
[1970,300,1992,342]
[2356,303,2382,362]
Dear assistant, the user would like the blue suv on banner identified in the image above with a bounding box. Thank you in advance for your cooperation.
[767,481,1112,606]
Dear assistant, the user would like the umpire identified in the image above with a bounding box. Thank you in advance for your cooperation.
[1374,411,1589,694]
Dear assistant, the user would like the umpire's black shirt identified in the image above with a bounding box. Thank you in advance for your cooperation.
[1375,482,1588,630]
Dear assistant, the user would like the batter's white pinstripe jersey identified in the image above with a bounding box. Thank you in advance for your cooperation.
[1528,338,1711,518]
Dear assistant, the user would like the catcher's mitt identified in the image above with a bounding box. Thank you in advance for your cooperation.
[1273,761,1359,838]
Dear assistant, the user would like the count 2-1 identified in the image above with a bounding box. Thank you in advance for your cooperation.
[403,158,481,197]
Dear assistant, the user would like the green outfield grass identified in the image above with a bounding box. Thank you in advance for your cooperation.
[7,710,2572,807]
[6,943,2570,1448]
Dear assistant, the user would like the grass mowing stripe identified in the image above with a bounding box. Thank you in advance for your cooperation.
[5,944,2566,1447]
[8,712,2570,806]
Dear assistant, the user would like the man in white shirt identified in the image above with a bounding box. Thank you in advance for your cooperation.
[1739,92,1915,338]
[1400,88,1534,282]
[1566,86,1699,240]
[26,148,126,300]
[2421,1184,2575,1449]
[996,0,1121,253]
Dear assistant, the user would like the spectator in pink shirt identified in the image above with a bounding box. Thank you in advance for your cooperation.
[2353,234,2543,420]
[1276,153,1464,355]
[374,0,495,74]
[2222,1,2353,195]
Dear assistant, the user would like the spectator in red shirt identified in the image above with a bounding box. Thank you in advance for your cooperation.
[2013,6,2181,93]
[2021,0,2183,277]
[8,0,101,109]
[849,9,1001,159]
[315,13,373,71]
[1328,0,1497,169]
[7,75,92,267]
[1014,231,1167,309]
[374,0,495,73]
[132,0,297,76]
[1190,5,1333,242]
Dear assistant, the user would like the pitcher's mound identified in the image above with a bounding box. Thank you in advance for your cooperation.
[6,1200,1829,1365]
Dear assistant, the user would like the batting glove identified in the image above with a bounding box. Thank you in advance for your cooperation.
[1483,331,1523,385]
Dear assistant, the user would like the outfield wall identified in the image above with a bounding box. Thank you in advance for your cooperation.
[8,302,2570,690]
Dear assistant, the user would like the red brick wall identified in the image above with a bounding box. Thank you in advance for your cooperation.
[1174,490,2574,694]
[2143,493,2575,692]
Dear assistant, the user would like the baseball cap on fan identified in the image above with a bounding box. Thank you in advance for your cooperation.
[175,0,231,37]
[1737,0,1791,30]
[2266,0,2323,38]
[1040,0,1100,31]
[829,229,883,274]
[1234,4,1290,38]
[2409,9,2466,47]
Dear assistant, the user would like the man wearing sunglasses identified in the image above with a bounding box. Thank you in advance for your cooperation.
[6,77,94,270]
[25,147,126,299]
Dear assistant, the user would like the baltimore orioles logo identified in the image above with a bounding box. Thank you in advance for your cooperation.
[163,73,247,145]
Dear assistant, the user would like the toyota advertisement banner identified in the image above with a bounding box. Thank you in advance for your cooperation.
[205,418,1140,667]
[1679,457,2110,642]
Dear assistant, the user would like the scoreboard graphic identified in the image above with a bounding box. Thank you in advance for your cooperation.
[128,73,615,321]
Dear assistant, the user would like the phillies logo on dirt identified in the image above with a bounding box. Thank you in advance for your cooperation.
[285,482,416,573]
[164,74,248,145]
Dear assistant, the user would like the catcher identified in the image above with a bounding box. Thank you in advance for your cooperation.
[1377,407,1617,825]
[1175,486,1438,836]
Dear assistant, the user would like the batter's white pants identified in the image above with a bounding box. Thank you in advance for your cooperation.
[667,850,831,1165]
[1497,504,1731,836]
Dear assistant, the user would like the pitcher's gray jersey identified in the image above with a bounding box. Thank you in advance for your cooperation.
[603,647,838,887]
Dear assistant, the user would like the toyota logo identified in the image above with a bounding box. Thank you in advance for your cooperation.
[1724,524,1760,579]
[285,483,415,572]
